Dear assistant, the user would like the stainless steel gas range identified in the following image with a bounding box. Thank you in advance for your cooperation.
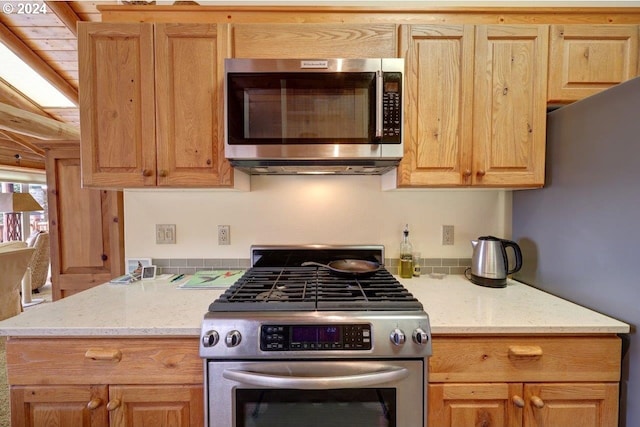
[199,245,432,427]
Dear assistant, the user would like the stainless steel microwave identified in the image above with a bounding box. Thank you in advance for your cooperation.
[224,58,404,175]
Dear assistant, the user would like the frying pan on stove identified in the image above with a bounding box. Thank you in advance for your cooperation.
[301,260,384,277]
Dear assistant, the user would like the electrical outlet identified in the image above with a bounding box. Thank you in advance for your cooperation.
[156,224,176,244]
[442,225,454,245]
[218,225,230,245]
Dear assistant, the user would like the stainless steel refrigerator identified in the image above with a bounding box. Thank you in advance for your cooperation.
[512,76,640,426]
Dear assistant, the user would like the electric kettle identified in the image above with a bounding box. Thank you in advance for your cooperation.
[469,236,523,288]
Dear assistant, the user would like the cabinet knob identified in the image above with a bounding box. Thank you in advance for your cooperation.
[531,395,545,409]
[106,399,121,411]
[512,395,525,408]
[101,254,108,261]
[158,170,168,177]
[86,398,103,410]
[85,348,122,362]
[142,169,153,177]
[476,170,486,177]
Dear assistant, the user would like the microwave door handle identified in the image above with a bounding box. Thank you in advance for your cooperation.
[375,70,383,139]
[223,365,408,389]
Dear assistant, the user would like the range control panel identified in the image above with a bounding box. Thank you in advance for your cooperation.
[260,324,372,351]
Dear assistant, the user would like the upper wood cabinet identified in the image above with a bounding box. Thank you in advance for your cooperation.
[548,25,639,103]
[230,23,398,58]
[79,22,232,188]
[398,25,474,187]
[398,24,548,187]
[472,25,548,187]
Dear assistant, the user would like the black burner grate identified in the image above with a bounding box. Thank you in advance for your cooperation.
[210,266,423,312]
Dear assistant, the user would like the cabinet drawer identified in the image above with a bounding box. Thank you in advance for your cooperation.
[6,338,203,385]
[429,335,621,383]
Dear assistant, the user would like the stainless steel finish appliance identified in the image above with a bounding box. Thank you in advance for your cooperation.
[224,59,404,175]
[200,245,431,427]
[469,236,523,288]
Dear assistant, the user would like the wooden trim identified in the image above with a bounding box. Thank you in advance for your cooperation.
[99,5,640,25]
[0,21,79,106]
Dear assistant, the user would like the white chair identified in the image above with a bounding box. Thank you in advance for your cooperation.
[0,245,35,321]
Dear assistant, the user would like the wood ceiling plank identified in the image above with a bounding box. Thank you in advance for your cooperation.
[25,37,77,51]
[10,26,76,40]
[37,50,78,61]
[0,12,63,27]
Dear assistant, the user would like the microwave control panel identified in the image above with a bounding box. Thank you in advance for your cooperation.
[382,72,402,142]
[261,324,372,351]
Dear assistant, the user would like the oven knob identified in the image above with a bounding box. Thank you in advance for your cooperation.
[389,328,406,346]
[412,328,429,345]
[225,330,242,347]
[202,330,219,347]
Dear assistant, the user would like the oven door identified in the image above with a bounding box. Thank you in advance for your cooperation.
[206,359,425,427]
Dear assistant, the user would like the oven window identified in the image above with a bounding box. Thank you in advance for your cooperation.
[236,388,396,426]
[227,73,376,144]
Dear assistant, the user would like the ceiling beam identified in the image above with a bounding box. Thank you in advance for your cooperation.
[0,102,80,140]
[0,130,45,157]
[0,21,79,106]
[45,1,80,37]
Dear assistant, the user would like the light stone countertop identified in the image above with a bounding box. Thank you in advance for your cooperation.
[0,274,629,337]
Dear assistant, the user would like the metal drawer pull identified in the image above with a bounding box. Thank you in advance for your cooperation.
[85,348,122,362]
[531,395,545,409]
[508,345,543,359]
[512,395,525,408]
[223,365,409,389]
[86,398,102,410]
[107,399,121,411]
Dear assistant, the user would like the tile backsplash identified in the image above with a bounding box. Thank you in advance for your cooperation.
[153,258,471,276]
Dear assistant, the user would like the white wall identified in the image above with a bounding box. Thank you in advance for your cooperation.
[124,175,512,259]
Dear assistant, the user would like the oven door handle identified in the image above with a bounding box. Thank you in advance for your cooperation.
[222,365,409,389]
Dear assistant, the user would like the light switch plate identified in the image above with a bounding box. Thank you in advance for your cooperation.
[156,224,176,244]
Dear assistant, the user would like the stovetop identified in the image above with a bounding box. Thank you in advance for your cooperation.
[201,246,431,359]
[209,266,423,312]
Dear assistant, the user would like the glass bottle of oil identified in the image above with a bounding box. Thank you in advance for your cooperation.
[399,225,413,279]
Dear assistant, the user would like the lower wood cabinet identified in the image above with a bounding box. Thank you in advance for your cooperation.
[6,338,204,427]
[429,382,619,427]
[6,335,622,427]
[428,335,622,427]
[11,384,202,427]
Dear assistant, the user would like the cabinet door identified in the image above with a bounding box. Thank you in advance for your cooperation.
[108,385,203,427]
[473,25,548,187]
[398,25,474,187]
[548,25,639,103]
[231,23,397,58]
[11,385,108,427]
[79,23,156,187]
[523,383,619,427]
[429,383,524,427]
[45,147,124,299]
[155,23,232,187]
